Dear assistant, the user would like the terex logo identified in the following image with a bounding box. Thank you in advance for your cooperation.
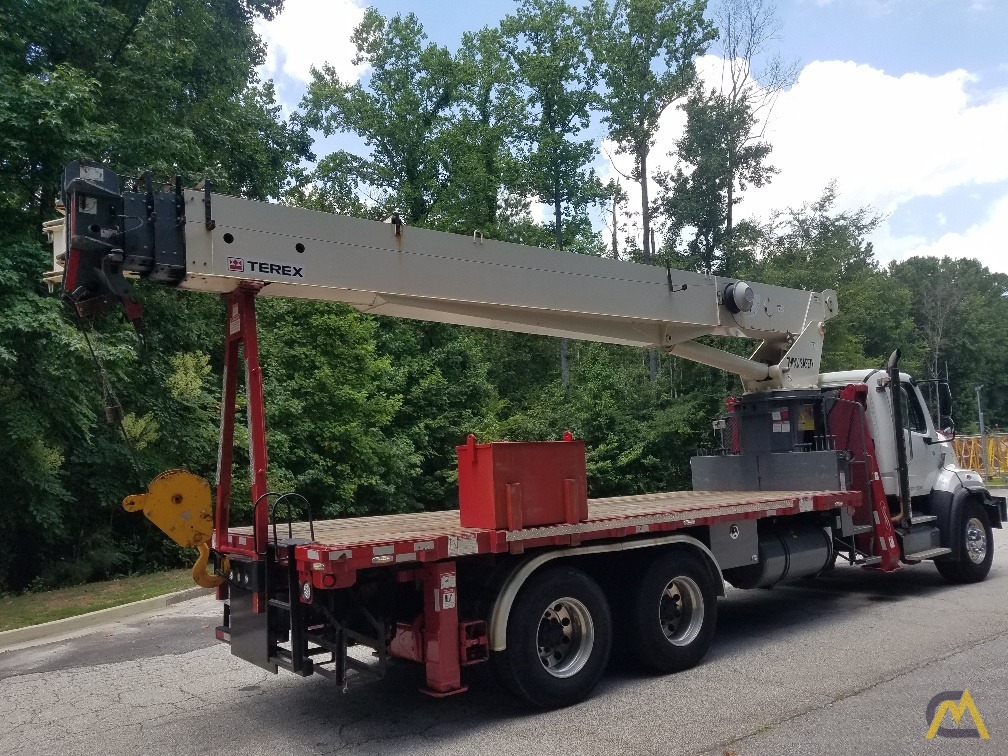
[247,260,304,278]
[227,257,244,272]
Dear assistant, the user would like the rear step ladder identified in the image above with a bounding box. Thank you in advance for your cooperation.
[262,541,389,690]
[264,541,313,677]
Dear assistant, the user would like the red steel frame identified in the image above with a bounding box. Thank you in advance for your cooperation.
[834,383,901,571]
[214,283,269,558]
[420,561,466,695]
[208,284,475,693]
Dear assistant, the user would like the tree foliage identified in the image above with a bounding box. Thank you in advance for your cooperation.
[501,0,609,385]
[659,86,774,274]
[0,1,1005,595]
[889,257,1008,428]
[587,0,716,264]
[0,0,308,590]
[302,9,463,226]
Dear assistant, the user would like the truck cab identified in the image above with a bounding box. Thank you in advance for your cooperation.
[819,369,987,503]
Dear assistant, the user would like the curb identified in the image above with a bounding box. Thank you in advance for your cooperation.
[0,586,211,651]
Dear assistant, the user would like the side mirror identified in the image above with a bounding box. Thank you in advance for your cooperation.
[940,416,956,441]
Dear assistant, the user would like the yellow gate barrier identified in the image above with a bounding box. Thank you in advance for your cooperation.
[953,434,1008,476]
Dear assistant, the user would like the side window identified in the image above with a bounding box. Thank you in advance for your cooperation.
[901,382,927,433]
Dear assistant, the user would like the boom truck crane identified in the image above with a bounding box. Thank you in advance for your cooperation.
[45,160,1005,708]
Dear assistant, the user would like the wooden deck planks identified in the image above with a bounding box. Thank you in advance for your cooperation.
[235,489,837,548]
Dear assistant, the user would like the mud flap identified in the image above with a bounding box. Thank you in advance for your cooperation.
[985,495,1006,528]
[229,587,277,673]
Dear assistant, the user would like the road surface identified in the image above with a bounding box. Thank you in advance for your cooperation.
[2,507,1006,755]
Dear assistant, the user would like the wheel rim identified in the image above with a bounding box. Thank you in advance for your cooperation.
[659,576,705,646]
[537,597,595,678]
[965,517,988,564]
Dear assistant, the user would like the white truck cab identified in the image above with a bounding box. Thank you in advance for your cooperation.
[817,363,1004,584]
[819,369,987,500]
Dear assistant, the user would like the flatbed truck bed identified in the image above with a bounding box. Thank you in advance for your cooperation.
[224,488,859,584]
[209,484,870,708]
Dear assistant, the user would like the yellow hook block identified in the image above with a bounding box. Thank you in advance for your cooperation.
[123,469,214,548]
[124,469,223,588]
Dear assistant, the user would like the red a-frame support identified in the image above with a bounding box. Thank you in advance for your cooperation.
[214,284,269,557]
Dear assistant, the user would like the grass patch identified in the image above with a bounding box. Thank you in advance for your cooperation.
[0,569,194,632]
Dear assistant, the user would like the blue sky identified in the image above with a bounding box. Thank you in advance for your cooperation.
[256,0,1008,274]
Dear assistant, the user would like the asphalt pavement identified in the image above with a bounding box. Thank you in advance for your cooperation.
[2,504,1006,756]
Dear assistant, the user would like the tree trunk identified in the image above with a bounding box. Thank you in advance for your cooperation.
[555,195,569,388]
[639,146,658,382]
[725,175,734,241]
[611,196,619,259]
[723,165,734,275]
[640,147,651,263]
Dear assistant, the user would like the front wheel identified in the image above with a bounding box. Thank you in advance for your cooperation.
[626,551,717,673]
[491,565,612,709]
[936,501,994,584]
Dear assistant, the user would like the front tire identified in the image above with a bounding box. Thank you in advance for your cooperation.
[936,501,994,584]
[492,565,612,709]
[627,551,717,673]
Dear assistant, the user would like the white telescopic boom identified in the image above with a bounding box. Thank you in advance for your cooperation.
[48,164,838,393]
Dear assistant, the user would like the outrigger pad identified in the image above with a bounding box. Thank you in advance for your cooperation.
[123,469,214,549]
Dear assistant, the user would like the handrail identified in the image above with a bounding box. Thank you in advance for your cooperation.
[252,491,316,556]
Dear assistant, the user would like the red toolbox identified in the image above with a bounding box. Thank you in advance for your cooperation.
[456,433,589,530]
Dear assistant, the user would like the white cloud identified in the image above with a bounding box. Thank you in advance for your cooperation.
[602,56,1008,274]
[889,192,1008,272]
[255,0,368,85]
[745,62,1008,216]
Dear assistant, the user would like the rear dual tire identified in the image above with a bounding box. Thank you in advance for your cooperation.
[493,551,718,708]
[625,552,718,673]
[492,566,612,709]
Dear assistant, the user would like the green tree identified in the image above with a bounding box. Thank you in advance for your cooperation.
[502,0,607,386]
[587,0,716,266]
[302,9,461,226]
[751,184,917,373]
[376,321,500,508]
[710,0,794,244]
[256,300,420,518]
[587,0,716,378]
[889,257,1008,428]
[501,340,725,496]
[659,86,773,274]
[437,26,525,234]
[0,0,308,590]
[657,0,791,276]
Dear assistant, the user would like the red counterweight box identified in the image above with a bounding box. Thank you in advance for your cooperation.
[456,433,589,530]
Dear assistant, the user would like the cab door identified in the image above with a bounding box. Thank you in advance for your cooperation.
[900,381,943,496]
